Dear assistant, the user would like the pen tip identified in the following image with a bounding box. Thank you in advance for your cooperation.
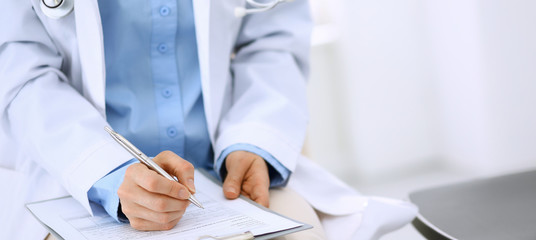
[189,195,204,209]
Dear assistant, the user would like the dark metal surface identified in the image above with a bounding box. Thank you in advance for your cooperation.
[412,217,451,240]
[409,170,536,240]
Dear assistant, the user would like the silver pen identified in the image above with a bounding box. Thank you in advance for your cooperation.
[104,126,204,209]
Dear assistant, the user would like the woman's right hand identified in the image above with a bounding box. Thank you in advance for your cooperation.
[117,151,196,231]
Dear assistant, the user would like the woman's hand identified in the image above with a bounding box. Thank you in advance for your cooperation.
[118,151,196,231]
[222,151,270,207]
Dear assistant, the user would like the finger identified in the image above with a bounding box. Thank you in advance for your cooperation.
[250,160,270,207]
[132,164,191,200]
[136,191,190,213]
[222,155,250,199]
[129,216,181,231]
[251,184,270,208]
[153,151,196,193]
[240,190,250,199]
[241,179,270,207]
[120,178,190,212]
[122,202,185,225]
[238,157,270,207]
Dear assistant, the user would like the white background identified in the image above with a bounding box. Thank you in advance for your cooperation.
[307,0,536,238]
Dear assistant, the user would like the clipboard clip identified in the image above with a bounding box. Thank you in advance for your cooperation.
[198,231,255,240]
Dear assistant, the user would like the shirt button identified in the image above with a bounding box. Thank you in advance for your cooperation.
[157,43,168,53]
[167,127,178,138]
[160,6,170,16]
[162,88,172,98]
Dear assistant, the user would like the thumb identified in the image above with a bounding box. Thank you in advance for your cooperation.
[153,151,196,193]
[222,157,249,199]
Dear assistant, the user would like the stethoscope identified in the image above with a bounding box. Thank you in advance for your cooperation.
[40,0,74,19]
[40,0,291,19]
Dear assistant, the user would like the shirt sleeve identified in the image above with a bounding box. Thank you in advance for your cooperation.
[87,159,137,222]
[214,143,291,187]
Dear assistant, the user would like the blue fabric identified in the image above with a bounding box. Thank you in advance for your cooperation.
[89,0,290,221]
[87,159,137,223]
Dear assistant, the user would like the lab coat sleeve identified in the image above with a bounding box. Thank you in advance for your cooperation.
[0,1,132,214]
[214,0,313,174]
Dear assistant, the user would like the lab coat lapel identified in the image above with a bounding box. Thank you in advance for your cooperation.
[193,0,215,142]
[74,0,107,116]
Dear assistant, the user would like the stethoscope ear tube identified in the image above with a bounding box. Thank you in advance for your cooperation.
[41,0,74,19]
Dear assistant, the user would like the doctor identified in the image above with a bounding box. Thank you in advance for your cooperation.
[0,0,416,239]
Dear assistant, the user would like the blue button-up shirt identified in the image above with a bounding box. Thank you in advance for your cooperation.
[88,0,290,221]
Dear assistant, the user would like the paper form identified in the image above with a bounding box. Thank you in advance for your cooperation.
[27,171,302,240]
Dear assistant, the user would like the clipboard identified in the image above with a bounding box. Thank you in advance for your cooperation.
[26,170,312,240]
[201,169,312,239]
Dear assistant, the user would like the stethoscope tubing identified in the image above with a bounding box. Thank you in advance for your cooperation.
[236,0,290,17]
[40,0,74,19]
[42,0,64,9]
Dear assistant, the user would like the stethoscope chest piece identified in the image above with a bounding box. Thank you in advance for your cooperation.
[41,0,74,19]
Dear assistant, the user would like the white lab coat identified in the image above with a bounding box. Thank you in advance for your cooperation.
[0,0,417,239]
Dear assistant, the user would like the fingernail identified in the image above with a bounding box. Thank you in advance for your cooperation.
[225,186,237,195]
[179,189,189,199]
[187,179,196,192]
